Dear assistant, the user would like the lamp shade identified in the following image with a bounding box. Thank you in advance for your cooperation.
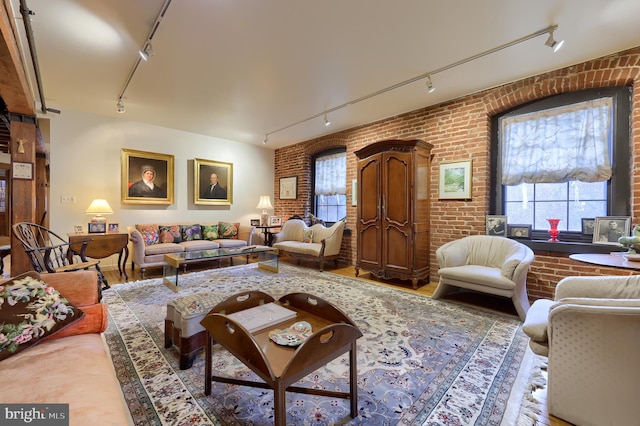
[255,195,273,210]
[86,199,113,223]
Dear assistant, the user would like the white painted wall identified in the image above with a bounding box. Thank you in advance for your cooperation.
[43,109,274,270]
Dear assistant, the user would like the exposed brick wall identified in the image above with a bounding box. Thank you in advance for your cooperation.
[275,46,640,300]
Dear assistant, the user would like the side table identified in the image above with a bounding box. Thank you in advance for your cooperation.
[255,225,280,246]
[68,232,130,282]
[201,291,362,426]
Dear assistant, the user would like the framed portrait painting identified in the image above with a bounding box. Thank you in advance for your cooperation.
[438,159,472,199]
[121,149,174,205]
[592,216,631,245]
[194,158,233,205]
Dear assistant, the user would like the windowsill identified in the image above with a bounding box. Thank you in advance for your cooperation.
[518,239,626,255]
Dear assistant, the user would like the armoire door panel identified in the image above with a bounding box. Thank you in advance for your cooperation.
[358,158,381,223]
[383,154,409,226]
[358,224,381,266]
[384,226,410,269]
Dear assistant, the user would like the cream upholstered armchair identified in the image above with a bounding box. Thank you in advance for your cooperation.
[433,235,534,320]
[522,275,640,426]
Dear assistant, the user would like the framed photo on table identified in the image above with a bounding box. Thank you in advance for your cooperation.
[121,148,174,205]
[486,215,507,236]
[279,176,297,199]
[88,222,106,234]
[269,216,282,226]
[508,224,531,239]
[592,216,631,245]
[108,223,119,232]
[194,158,233,206]
[438,160,472,199]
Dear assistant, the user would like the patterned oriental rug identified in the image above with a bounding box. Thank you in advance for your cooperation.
[103,263,543,425]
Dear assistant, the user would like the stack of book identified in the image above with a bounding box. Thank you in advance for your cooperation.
[228,303,296,333]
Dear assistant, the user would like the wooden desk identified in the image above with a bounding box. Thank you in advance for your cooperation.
[68,232,130,280]
[201,291,362,426]
[569,253,640,271]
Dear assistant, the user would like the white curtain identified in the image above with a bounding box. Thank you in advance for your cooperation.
[315,151,346,195]
[501,97,612,185]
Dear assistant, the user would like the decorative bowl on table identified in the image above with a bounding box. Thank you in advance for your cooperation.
[269,321,312,346]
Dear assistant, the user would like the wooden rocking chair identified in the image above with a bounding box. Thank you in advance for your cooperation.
[12,222,108,290]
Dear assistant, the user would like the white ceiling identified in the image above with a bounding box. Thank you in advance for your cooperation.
[8,0,640,149]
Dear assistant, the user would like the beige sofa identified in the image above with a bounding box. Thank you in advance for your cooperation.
[0,270,131,425]
[272,219,345,271]
[128,222,256,278]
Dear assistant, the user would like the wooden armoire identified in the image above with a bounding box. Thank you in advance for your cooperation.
[355,139,432,289]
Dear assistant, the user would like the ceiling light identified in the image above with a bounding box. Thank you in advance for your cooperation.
[545,30,564,52]
[426,75,436,93]
[324,113,331,126]
[263,134,268,144]
[139,43,154,61]
[116,99,125,113]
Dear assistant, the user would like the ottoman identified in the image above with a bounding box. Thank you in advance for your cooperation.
[165,292,223,369]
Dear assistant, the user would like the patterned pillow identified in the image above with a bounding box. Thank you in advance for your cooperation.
[201,224,219,240]
[0,272,84,362]
[181,224,202,241]
[218,222,240,239]
[303,229,314,243]
[135,224,159,246]
[158,225,182,243]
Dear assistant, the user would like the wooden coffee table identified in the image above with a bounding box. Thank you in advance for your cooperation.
[200,291,363,426]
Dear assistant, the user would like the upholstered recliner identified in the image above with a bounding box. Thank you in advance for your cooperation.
[433,235,534,320]
[522,275,640,426]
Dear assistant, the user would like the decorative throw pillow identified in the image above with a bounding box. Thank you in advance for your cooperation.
[0,271,84,362]
[218,222,239,239]
[158,225,182,243]
[181,224,202,241]
[303,229,314,243]
[136,224,159,246]
[201,224,219,240]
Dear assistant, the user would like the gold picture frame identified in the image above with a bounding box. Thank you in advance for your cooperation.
[438,159,472,200]
[194,158,233,205]
[121,149,174,205]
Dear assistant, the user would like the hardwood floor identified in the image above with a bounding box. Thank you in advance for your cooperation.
[101,256,570,426]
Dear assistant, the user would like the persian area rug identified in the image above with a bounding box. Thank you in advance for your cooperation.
[103,263,541,425]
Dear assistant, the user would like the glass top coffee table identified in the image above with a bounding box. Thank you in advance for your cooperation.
[163,245,278,291]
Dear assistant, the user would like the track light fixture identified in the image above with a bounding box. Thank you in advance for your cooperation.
[263,134,268,144]
[262,24,563,144]
[117,0,172,116]
[139,43,155,61]
[544,29,564,52]
[426,75,436,93]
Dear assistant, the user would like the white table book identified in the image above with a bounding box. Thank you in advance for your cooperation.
[228,302,296,333]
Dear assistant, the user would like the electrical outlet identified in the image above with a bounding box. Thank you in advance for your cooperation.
[60,195,76,204]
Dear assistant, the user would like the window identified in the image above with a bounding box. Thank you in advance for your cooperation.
[491,87,631,242]
[313,148,346,223]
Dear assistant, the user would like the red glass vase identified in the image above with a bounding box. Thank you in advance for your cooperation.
[547,218,561,242]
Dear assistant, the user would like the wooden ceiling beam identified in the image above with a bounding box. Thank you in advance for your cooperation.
[0,0,35,116]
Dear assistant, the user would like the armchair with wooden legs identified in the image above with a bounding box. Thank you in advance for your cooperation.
[12,222,108,291]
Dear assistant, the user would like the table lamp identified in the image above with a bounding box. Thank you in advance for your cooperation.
[86,199,113,223]
[256,195,273,226]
